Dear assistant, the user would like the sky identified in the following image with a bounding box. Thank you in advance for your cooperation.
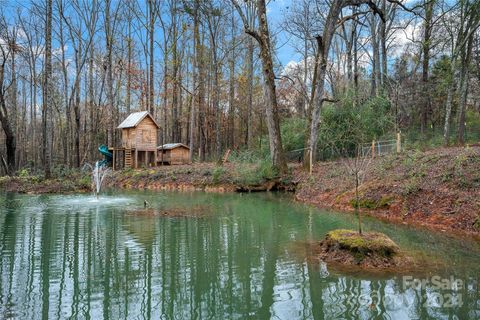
[267,0,421,73]
[266,0,301,67]
[2,0,420,82]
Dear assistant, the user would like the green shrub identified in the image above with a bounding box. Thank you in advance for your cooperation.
[231,155,280,186]
[258,159,278,180]
[0,176,9,186]
[78,175,92,188]
[19,169,30,178]
[151,171,166,179]
[122,167,134,175]
[212,166,226,184]
[52,165,75,178]
[233,163,261,185]
[378,196,394,208]
[230,149,265,163]
[402,177,421,195]
[281,118,307,153]
[317,94,394,159]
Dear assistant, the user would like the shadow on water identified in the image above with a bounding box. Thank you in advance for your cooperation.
[0,190,478,319]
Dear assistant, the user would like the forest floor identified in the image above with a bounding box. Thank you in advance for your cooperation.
[1,146,479,237]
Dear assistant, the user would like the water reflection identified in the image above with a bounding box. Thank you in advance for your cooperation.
[0,192,478,319]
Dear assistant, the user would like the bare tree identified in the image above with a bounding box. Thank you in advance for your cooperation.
[341,146,372,234]
[303,0,396,169]
[442,0,480,145]
[43,0,53,178]
[232,0,287,173]
[0,15,17,174]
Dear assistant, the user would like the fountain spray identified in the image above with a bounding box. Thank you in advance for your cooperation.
[92,161,110,198]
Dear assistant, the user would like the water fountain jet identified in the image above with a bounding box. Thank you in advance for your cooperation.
[92,161,110,198]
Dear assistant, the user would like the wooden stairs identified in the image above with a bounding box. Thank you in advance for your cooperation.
[125,149,133,168]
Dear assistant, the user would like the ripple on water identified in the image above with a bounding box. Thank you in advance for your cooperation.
[50,195,137,211]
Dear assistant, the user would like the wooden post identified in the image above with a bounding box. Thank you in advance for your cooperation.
[112,149,116,171]
[309,148,313,175]
[396,132,401,153]
[135,149,138,169]
[371,140,376,159]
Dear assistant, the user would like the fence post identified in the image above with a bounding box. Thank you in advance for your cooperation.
[371,140,376,159]
[309,148,313,175]
[396,132,401,153]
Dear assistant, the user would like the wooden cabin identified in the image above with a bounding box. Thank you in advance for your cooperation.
[110,111,160,169]
[157,143,190,165]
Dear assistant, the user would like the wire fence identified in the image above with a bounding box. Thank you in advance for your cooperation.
[360,139,398,158]
[403,126,480,150]
[285,135,401,164]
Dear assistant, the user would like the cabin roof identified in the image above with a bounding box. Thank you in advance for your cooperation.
[117,111,160,129]
[157,143,190,150]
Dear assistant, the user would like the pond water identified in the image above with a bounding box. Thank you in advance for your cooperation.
[0,191,479,319]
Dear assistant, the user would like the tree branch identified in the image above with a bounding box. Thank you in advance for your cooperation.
[337,11,369,26]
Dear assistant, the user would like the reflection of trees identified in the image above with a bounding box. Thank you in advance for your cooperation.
[0,193,478,319]
[40,199,54,320]
[258,208,280,319]
[1,193,18,318]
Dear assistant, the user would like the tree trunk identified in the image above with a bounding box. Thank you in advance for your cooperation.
[198,26,206,161]
[0,62,16,174]
[421,0,434,134]
[105,0,114,146]
[127,12,132,114]
[370,13,380,97]
[148,0,155,116]
[457,35,474,145]
[380,0,388,91]
[74,43,82,167]
[304,1,343,169]
[253,0,287,172]
[162,35,168,149]
[246,36,254,148]
[8,45,17,173]
[228,14,236,149]
[58,0,71,166]
[353,23,359,104]
[171,9,180,142]
[88,44,96,161]
[212,45,221,157]
[43,0,53,178]
[304,0,384,169]
[189,2,200,162]
[443,62,456,146]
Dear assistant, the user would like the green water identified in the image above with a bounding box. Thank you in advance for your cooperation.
[0,191,479,319]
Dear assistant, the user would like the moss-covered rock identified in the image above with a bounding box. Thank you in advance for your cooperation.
[326,229,399,258]
[313,229,407,269]
[350,195,393,209]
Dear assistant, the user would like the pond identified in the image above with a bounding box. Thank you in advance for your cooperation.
[0,191,479,319]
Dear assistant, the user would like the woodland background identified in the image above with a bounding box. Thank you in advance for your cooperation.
[0,0,479,176]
